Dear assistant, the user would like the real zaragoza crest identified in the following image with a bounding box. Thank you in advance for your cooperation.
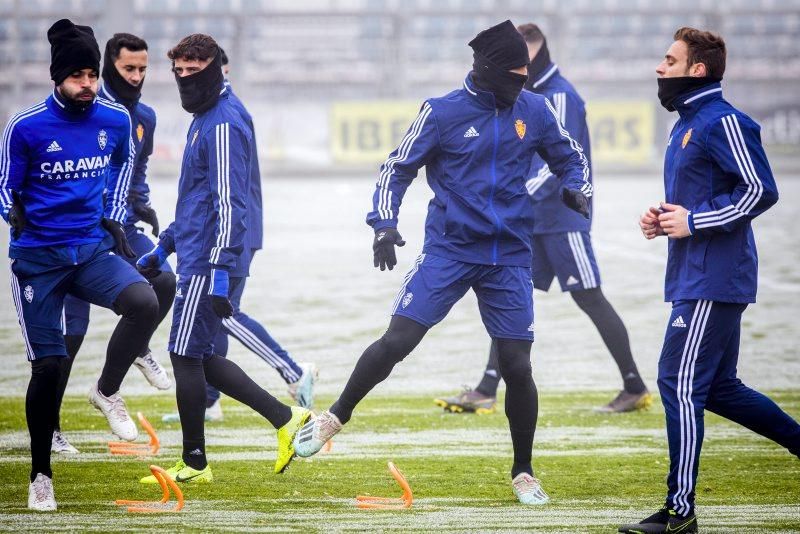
[137,123,144,142]
[98,129,108,150]
[682,128,693,149]
[515,119,526,140]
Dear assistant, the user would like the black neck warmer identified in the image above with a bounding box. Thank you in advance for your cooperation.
[471,52,529,109]
[102,47,142,108]
[175,52,223,114]
[657,76,721,111]
[525,39,551,89]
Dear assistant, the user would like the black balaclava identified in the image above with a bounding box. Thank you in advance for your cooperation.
[102,38,143,107]
[526,38,551,89]
[657,76,721,111]
[48,19,100,85]
[468,20,530,109]
[175,51,223,114]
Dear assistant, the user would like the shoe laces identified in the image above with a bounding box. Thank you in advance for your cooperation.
[317,412,342,439]
[53,432,69,448]
[106,393,131,421]
[512,473,538,494]
[141,353,160,373]
[32,476,52,502]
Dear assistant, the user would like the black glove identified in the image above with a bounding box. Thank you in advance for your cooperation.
[209,269,233,318]
[211,296,234,318]
[373,227,406,271]
[101,218,136,258]
[560,188,590,219]
[8,190,26,239]
[133,204,160,237]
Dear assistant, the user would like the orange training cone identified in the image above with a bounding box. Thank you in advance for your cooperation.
[115,465,184,513]
[356,461,413,509]
[109,412,160,456]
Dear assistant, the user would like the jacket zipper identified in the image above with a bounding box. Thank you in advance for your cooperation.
[489,109,501,265]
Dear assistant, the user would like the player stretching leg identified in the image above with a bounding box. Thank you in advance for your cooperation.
[294,21,591,505]
[137,35,310,484]
[619,28,800,534]
[436,23,650,415]
[1,19,159,510]
[162,50,316,424]
[54,33,176,455]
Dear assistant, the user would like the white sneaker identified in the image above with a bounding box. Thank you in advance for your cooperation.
[133,351,172,390]
[205,398,224,422]
[287,362,318,409]
[293,410,341,458]
[28,473,57,511]
[512,473,549,505]
[88,382,138,441]
[51,431,79,454]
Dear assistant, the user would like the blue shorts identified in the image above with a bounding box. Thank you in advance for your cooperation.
[62,225,172,336]
[531,231,601,292]
[169,274,245,359]
[392,253,534,341]
[9,241,147,360]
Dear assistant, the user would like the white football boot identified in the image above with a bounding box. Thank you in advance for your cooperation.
[512,473,550,505]
[133,350,172,390]
[88,382,138,441]
[205,398,224,422]
[287,362,318,409]
[51,431,79,454]
[28,473,57,511]
[293,410,341,458]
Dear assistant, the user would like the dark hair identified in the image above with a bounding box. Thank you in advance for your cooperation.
[167,33,218,62]
[107,32,147,61]
[517,23,545,44]
[673,27,726,78]
[219,47,229,66]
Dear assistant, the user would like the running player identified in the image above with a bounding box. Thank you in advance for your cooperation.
[136,34,311,483]
[436,23,650,415]
[293,20,591,505]
[619,27,800,533]
[2,19,159,510]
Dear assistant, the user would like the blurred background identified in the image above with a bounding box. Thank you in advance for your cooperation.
[0,0,799,174]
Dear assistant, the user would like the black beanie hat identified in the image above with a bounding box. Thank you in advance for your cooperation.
[468,20,529,70]
[48,19,101,85]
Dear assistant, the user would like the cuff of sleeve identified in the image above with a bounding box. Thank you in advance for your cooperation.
[687,212,695,235]
[372,219,397,231]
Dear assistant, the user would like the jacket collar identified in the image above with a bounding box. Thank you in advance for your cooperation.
[672,81,723,117]
[530,62,558,90]
[48,88,97,122]
[463,74,497,110]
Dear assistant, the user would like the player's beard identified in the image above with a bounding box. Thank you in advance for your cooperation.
[57,85,96,113]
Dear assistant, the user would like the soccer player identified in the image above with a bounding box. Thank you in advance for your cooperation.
[1,19,160,510]
[136,34,311,483]
[619,28,800,533]
[435,23,650,415]
[293,20,591,505]
[162,49,317,424]
[54,33,176,455]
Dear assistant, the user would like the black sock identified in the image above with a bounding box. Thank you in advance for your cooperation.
[54,334,84,431]
[496,338,537,478]
[170,354,208,470]
[475,339,501,397]
[571,288,646,394]
[330,316,428,424]
[98,282,159,396]
[27,357,62,481]
[204,354,291,429]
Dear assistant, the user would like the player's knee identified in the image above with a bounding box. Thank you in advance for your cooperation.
[570,287,603,310]
[495,339,533,385]
[151,271,176,301]
[115,281,159,323]
[377,330,415,362]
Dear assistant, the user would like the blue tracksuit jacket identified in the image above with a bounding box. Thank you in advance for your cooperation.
[524,63,592,234]
[98,83,156,228]
[159,88,250,277]
[225,80,263,252]
[367,74,590,268]
[663,82,778,303]
[0,89,133,253]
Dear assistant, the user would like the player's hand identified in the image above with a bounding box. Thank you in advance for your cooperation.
[136,245,169,279]
[658,202,691,239]
[102,218,136,258]
[133,204,160,237]
[208,268,233,318]
[639,206,665,239]
[373,227,406,271]
[560,188,590,219]
[8,190,26,239]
